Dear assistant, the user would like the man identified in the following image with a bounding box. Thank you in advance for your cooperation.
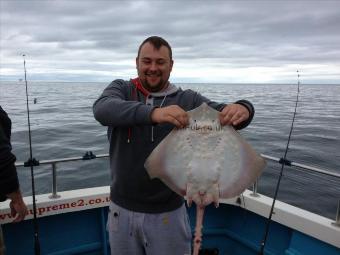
[0,106,28,255]
[93,36,254,255]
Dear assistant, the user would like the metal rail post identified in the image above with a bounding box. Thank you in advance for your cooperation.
[250,179,260,197]
[332,200,340,227]
[49,163,60,199]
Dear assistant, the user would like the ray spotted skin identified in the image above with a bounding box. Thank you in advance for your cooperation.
[145,103,266,255]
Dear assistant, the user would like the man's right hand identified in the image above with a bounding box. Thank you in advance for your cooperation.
[7,190,28,222]
[151,105,189,128]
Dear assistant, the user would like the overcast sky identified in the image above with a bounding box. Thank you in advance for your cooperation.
[1,0,340,84]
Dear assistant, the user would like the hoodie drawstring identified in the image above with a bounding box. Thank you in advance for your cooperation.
[151,94,167,142]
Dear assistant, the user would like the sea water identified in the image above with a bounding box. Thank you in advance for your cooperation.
[0,81,339,219]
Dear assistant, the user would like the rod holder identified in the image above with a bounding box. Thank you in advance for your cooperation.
[49,163,60,199]
[332,200,340,227]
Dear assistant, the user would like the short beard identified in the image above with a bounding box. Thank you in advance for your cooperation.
[142,78,166,92]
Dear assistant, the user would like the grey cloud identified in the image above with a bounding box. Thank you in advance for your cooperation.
[1,0,339,83]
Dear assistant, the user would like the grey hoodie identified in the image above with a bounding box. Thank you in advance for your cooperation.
[93,79,254,213]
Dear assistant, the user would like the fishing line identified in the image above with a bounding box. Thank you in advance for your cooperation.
[23,55,41,255]
[258,71,301,255]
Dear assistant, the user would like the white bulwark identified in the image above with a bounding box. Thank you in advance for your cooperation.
[1,187,339,249]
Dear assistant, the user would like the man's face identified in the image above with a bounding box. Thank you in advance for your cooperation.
[136,42,173,92]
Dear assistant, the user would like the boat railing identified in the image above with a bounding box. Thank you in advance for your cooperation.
[15,152,109,199]
[15,152,340,226]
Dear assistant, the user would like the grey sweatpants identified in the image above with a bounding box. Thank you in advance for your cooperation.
[107,202,192,255]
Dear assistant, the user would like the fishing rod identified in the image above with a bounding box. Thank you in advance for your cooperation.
[258,71,301,255]
[23,54,41,255]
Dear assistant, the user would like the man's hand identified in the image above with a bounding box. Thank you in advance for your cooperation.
[219,104,249,126]
[7,190,28,222]
[151,105,189,128]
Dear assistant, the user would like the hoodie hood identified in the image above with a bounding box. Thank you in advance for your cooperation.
[149,82,179,97]
[130,78,179,98]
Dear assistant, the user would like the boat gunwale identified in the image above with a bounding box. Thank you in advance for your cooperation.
[1,186,339,248]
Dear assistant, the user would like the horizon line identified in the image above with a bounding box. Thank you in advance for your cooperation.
[0,79,339,86]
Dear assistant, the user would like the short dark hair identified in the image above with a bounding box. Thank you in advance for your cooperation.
[137,36,172,60]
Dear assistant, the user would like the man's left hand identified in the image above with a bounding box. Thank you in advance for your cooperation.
[219,104,249,126]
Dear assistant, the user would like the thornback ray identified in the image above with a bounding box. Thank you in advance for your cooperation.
[144,102,266,255]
